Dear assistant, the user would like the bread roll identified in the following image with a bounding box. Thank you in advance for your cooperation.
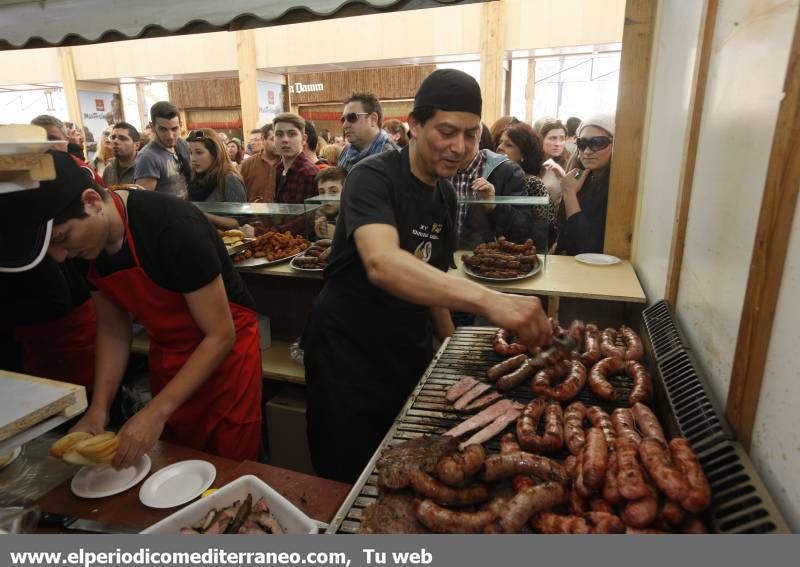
[50,432,92,458]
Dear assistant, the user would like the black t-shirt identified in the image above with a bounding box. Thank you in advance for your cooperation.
[89,190,255,310]
[316,146,457,357]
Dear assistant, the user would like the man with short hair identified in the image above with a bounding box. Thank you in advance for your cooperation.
[565,116,581,155]
[273,113,319,204]
[30,114,103,186]
[103,122,140,186]
[303,70,551,482]
[134,101,191,198]
[246,129,263,157]
[240,124,280,202]
[303,120,328,168]
[337,91,398,171]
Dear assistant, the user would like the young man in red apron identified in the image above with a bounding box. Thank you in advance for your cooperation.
[2,257,96,391]
[0,151,262,468]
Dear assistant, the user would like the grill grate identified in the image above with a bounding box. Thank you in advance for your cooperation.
[327,317,789,534]
[642,301,788,533]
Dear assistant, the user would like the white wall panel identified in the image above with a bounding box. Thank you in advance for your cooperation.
[675,0,797,405]
[750,193,800,532]
[633,0,704,302]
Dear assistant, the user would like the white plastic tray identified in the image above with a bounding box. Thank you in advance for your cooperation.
[140,474,317,534]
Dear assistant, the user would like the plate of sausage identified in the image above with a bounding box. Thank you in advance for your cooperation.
[462,256,541,282]
[289,239,332,272]
[460,237,542,281]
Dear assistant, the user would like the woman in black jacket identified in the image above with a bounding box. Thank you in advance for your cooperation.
[557,114,615,255]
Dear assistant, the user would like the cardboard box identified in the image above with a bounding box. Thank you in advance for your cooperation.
[266,386,314,475]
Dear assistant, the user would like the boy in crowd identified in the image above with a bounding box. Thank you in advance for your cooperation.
[313,167,346,239]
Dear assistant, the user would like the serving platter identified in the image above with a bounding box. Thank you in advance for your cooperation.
[461,256,542,282]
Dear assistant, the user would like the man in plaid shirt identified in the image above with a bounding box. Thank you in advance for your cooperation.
[273,113,320,204]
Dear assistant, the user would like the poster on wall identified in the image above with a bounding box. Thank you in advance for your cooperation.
[78,91,123,160]
[257,81,284,128]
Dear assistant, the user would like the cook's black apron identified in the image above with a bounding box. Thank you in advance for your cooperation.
[303,148,456,482]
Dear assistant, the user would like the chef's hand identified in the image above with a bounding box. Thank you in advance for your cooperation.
[484,292,552,349]
[68,405,108,436]
[112,406,166,469]
[562,168,588,197]
[472,177,496,211]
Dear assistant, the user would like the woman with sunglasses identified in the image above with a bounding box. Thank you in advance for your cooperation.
[556,114,615,255]
[496,122,558,250]
[186,129,246,203]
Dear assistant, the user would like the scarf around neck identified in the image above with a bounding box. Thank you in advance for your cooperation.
[338,129,394,170]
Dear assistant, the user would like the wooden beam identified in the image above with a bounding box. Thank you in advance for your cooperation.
[236,29,259,135]
[480,0,505,127]
[57,47,83,142]
[525,58,536,123]
[604,0,658,259]
[665,0,719,308]
[726,9,800,451]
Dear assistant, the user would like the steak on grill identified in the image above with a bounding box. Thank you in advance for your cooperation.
[358,493,430,534]
[377,435,460,490]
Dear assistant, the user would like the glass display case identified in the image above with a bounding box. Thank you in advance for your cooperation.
[304,193,553,253]
[193,202,318,239]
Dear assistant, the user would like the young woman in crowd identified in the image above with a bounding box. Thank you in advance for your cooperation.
[489,115,519,151]
[382,119,408,148]
[496,122,559,249]
[226,138,245,167]
[187,129,246,203]
[91,127,114,176]
[557,114,615,255]
[538,120,572,209]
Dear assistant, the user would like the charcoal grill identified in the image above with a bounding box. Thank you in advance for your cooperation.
[327,304,789,534]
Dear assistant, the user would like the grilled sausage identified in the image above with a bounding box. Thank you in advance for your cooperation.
[669,437,711,513]
[493,328,528,356]
[482,451,567,484]
[496,358,538,391]
[564,455,578,478]
[551,359,587,402]
[616,436,649,500]
[611,407,642,446]
[582,427,609,492]
[531,363,563,397]
[435,444,487,487]
[534,512,591,534]
[680,517,708,534]
[564,401,587,455]
[602,450,623,504]
[601,328,626,359]
[639,438,689,502]
[660,499,687,527]
[625,527,669,534]
[620,325,644,361]
[414,498,497,533]
[517,399,564,455]
[586,511,626,533]
[487,353,527,382]
[483,482,566,534]
[626,360,653,405]
[407,470,490,506]
[569,486,589,515]
[588,356,624,401]
[632,403,667,445]
[581,323,603,367]
[499,433,535,492]
[589,499,615,515]
[586,405,616,446]
[568,320,586,352]
[622,480,659,528]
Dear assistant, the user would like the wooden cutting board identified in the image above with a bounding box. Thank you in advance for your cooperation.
[0,370,87,443]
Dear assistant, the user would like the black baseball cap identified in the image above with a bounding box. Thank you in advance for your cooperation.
[0,150,92,272]
[413,69,483,117]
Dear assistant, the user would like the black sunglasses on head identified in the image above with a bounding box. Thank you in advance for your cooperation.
[339,112,370,124]
[576,135,613,152]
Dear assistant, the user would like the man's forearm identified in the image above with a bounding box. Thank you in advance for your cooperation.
[90,324,132,416]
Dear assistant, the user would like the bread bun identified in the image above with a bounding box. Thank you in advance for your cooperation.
[62,450,102,467]
[50,432,92,458]
[74,431,118,464]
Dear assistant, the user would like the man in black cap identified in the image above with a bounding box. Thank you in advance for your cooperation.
[302,69,552,482]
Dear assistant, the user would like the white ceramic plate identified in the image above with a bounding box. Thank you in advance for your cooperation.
[71,454,151,499]
[0,141,62,155]
[0,446,22,469]
[289,252,325,273]
[139,460,216,509]
[575,253,621,266]
[234,251,302,269]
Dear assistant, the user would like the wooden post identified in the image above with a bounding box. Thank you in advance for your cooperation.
[726,9,800,451]
[236,29,259,135]
[57,47,83,145]
[665,0,719,308]
[480,1,505,127]
[604,0,658,259]
[525,58,536,123]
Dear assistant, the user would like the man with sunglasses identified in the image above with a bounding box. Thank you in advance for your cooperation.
[303,69,552,483]
[337,92,398,171]
[557,113,615,255]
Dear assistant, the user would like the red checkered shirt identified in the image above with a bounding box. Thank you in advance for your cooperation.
[274,152,320,204]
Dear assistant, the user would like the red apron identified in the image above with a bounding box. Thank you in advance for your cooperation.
[15,298,96,391]
[87,192,262,460]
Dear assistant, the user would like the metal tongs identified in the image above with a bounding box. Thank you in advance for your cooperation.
[530,334,578,367]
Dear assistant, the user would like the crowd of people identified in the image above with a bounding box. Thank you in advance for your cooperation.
[1,69,615,480]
